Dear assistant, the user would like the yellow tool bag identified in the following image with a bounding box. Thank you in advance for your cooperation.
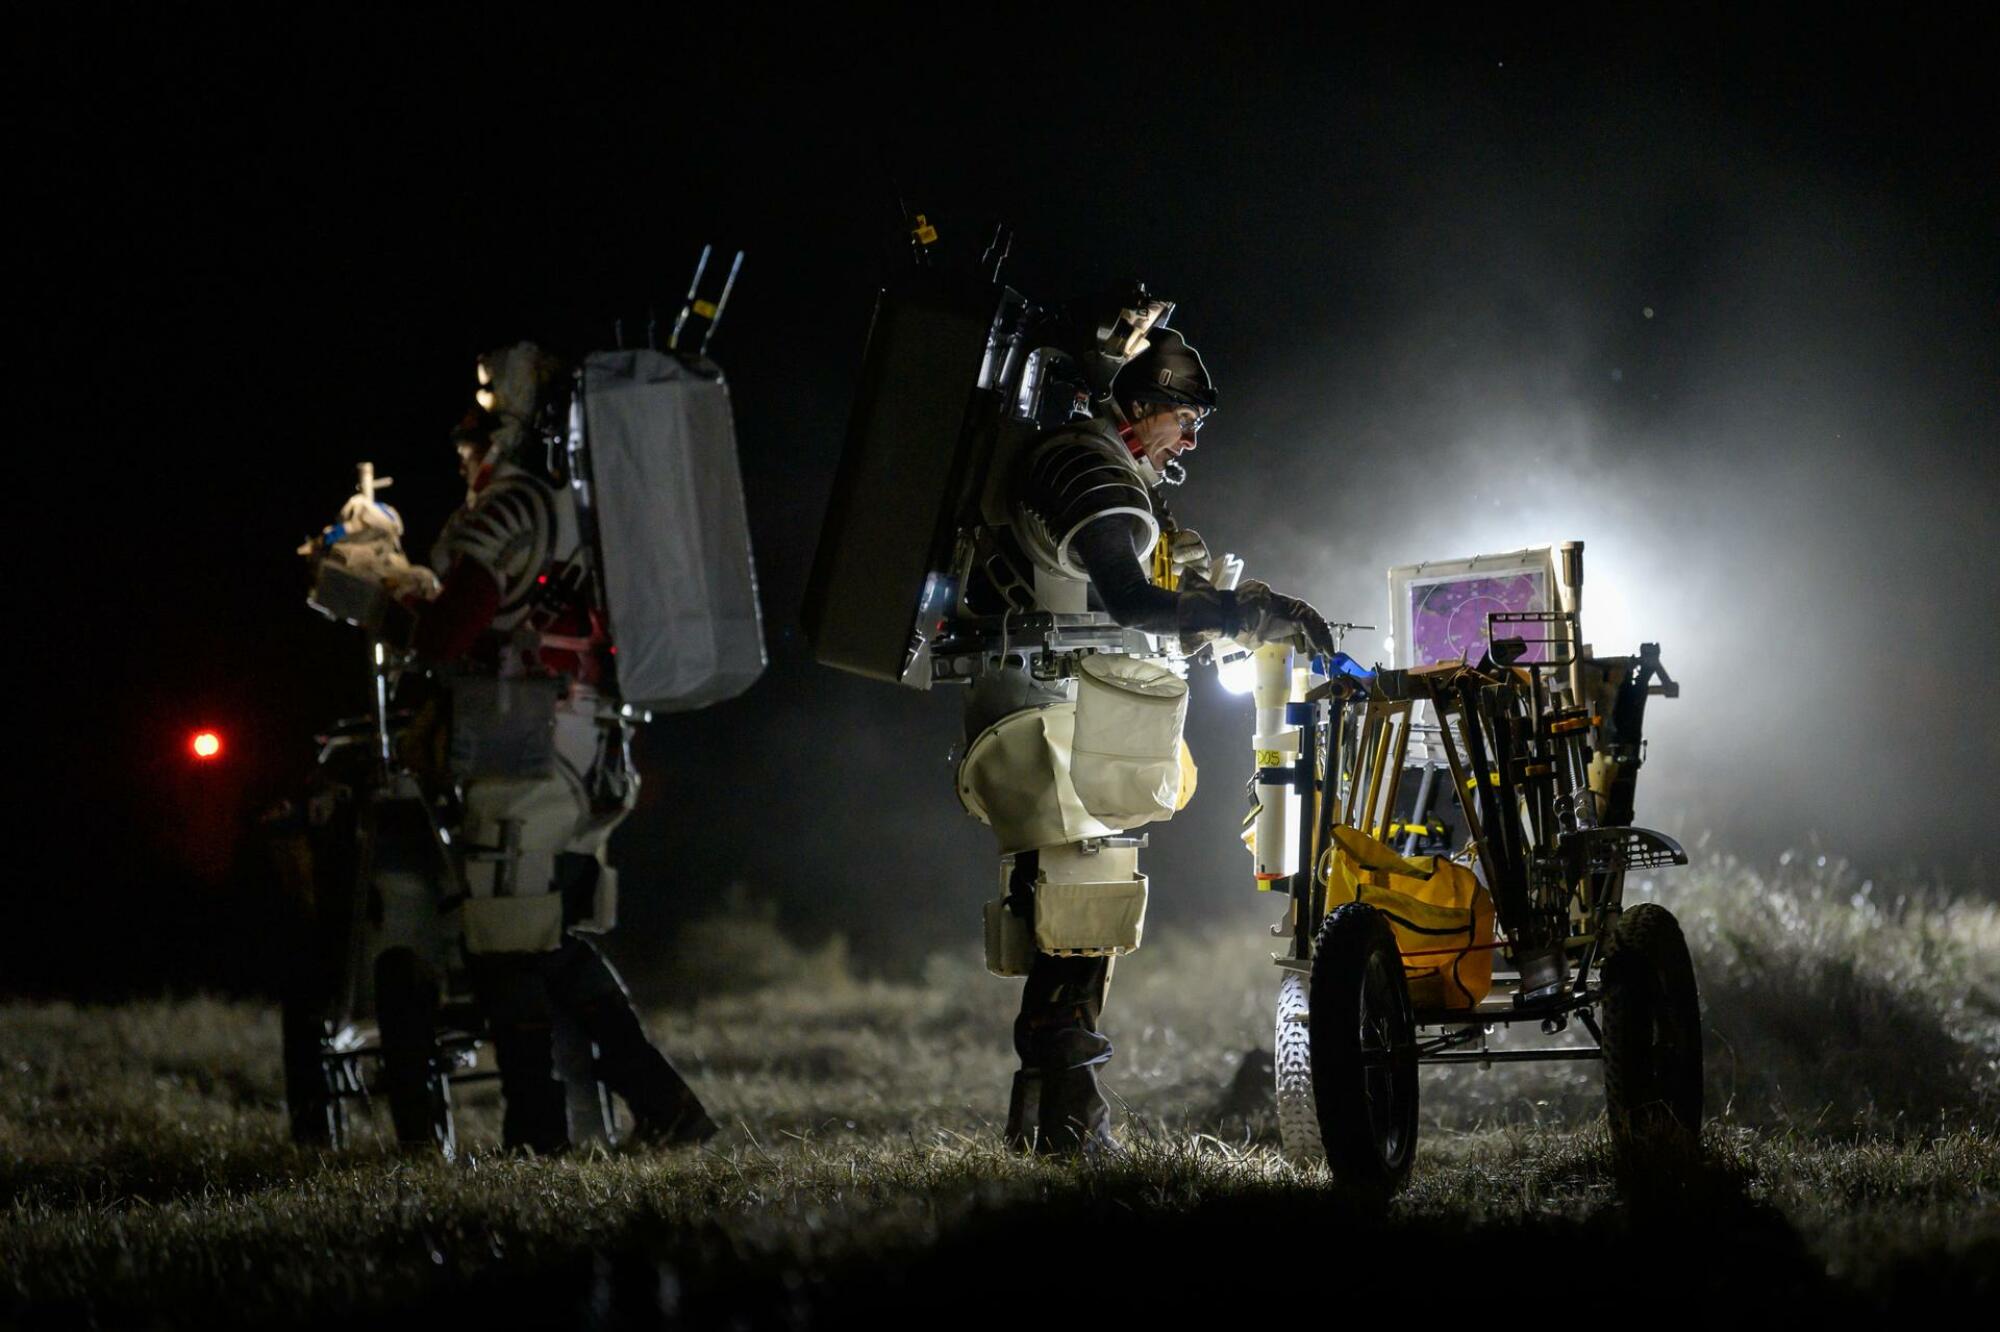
[1323,826,1496,1008]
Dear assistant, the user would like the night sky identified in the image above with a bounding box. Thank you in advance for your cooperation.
[19,11,1997,996]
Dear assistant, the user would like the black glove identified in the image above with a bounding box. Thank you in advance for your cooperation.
[1229,580,1335,655]
[1171,565,1232,653]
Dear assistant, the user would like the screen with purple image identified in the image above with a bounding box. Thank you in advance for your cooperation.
[1407,571,1549,666]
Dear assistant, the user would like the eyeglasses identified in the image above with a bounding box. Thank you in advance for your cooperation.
[1136,403,1208,438]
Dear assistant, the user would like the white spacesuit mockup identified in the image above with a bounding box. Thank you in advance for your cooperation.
[955,329,1337,1152]
[419,343,714,1154]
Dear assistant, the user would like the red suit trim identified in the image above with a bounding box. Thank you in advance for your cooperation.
[415,561,501,662]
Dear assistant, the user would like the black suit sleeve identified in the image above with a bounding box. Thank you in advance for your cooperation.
[1072,515,1233,638]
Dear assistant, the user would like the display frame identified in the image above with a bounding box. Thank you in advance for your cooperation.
[1387,545,1559,671]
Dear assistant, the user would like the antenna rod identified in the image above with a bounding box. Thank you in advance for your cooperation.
[701,251,745,353]
[669,244,714,349]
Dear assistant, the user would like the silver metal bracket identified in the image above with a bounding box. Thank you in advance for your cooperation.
[1075,835,1148,855]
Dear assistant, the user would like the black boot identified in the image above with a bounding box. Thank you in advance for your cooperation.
[1030,1025,1117,1155]
[1003,1070,1042,1151]
[469,954,572,1155]
[1011,952,1116,1154]
[1037,1061,1116,1156]
[626,1104,719,1148]
[560,939,718,1148]
[588,998,716,1146]
[489,1016,570,1154]
[498,1069,570,1155]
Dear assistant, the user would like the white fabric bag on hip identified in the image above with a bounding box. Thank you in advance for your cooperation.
[1068,656,1188,830]
[957,704,1115,854]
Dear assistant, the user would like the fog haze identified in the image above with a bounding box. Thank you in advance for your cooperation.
[20,15,1995,990]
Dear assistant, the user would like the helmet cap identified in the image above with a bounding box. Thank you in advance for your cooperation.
[1114,327,1216,413]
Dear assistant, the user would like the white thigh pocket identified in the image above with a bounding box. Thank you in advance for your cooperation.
[1033,875,1149,957]
[462,893,565,954]
[983,898,1035,977]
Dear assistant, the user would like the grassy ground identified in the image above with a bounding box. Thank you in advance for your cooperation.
[3,860,1996,1326]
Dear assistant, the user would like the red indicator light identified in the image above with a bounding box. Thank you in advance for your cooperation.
[191,731,222,760]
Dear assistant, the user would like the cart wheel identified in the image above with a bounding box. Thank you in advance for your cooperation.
[1600,903,1703,1149]
[281,995,349,1148]
[1308,903,1419,1194]
[375,948,457,1160]
[1274,970,1324,1162]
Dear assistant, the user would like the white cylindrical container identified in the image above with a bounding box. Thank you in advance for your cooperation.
[1251,643,1300,881]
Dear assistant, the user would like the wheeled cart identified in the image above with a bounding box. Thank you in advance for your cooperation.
[1258,544,1696,1192]
[266,650,612,1160]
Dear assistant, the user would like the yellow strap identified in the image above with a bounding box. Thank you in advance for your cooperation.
[1151,532,1179,589]
[912,214,938,244]
[692,299,718,319]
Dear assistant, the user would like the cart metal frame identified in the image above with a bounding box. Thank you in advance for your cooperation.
[1267,587,1694,1185]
